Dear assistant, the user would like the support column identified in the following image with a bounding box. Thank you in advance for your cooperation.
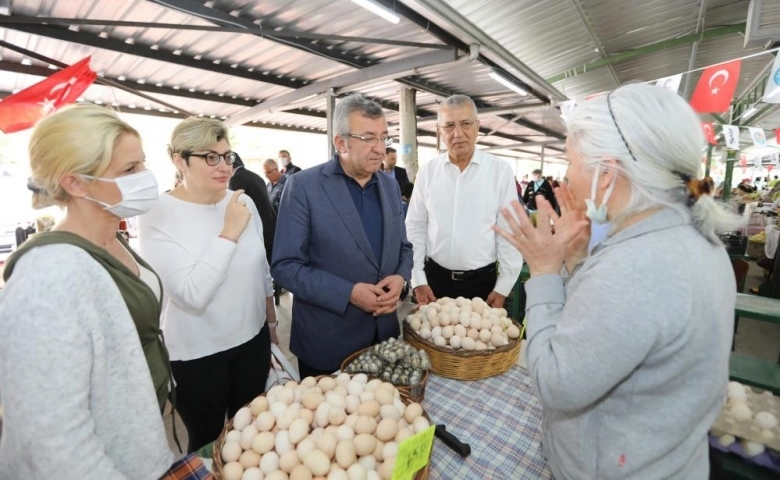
[326,90,336,159]
[722,149,736,203]
[399,88,418,181]
[704,144,713,177]
[540,146,545,171]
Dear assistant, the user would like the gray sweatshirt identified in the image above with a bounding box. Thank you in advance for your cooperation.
[525,208,734,479]
[0,244,174,479]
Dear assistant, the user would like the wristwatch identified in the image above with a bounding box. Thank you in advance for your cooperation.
[401,280,410,299]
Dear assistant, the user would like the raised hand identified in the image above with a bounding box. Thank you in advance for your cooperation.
[554,184,592,272]
[493,197,588,277]
[221,190,251,240]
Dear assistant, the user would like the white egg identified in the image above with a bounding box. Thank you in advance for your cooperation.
[412,415,430,434]
[438,312,451,326]
[336,424,355,441]
[222,440,243,462]
[240,425,259,450]
[742,441,765,457]
[276,430,294,455]
[754,411,778,430]
[434,336,447,347]
[730,403,752,422]
[418,327,431,339]
[354,457,374,475]
[336,372,351,384]
[233,407,253,431]
[242,466,264,480]
[226,429,242,443]
[759,429,776,442]
[222,462,244,480]
[353,373,368,384]
[449,335,462,349]
[431,326,442,340]
[717,434,735,447]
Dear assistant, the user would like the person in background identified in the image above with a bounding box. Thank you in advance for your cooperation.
[400,182,414,219]
[278,149,302,176]
[406,94,522,307]
[272,93,413,378]
[229,153,277,264]
[139,117,278,453]
[768,175,779,189]
[522,169,557,211]
[382,147,410,189]
[737,178,755,194]
[14,223,26,248]
[495,83,742,479]
[0,105,174,478]
[264,158,288,214]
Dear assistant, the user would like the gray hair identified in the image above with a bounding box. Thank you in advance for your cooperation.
[566,83,742,243]
[263,158,278,168]
[334,94,385,136]
[438,94,478,123]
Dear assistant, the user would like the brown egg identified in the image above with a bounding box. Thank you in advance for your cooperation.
[279,449,302,473]
[250,396,270,416]
[354,415,377,435]
[353,434,377,457]
[335,439,357,469]
[375,419,398,442]
[318,376,337,393]
[239,450,261,469]
[357,400,380,418]
[403,403,423,424]
[222,461,244,480]
[303,449,331,476]
[290,464,313,480]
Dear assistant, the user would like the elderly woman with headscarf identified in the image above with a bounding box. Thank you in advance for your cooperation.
[496,83,742,479]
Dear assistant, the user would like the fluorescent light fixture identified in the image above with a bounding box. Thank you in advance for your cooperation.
[489,70,528,96]
[741,107,757,119]
[351,0,400,24]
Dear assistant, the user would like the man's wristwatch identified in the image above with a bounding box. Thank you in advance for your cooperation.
[401,280,410,299]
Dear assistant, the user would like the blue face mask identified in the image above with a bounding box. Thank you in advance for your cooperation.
[584,164,615,225]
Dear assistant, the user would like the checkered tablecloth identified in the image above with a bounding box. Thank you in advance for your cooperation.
[423,365,551,480]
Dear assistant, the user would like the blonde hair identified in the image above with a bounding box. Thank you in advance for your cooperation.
[167,117,230,162]
[28,104,140,209]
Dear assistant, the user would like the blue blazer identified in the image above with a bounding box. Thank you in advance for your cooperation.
[271,155,413,371]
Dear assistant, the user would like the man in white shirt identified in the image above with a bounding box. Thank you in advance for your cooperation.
[406,94,523,307]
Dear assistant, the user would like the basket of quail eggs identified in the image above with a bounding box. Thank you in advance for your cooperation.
[340,337,430,402]
[403,296,523,380]
[213,374,433,480]
[710,381,780,470]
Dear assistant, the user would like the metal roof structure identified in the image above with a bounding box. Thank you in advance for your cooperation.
[0,0,774,161]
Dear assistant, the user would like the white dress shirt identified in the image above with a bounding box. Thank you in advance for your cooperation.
[405,149,524,296]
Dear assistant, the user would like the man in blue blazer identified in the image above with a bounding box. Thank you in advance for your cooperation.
[271,94,413,378]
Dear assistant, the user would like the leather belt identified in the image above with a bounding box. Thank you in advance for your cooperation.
[425,258,497,282]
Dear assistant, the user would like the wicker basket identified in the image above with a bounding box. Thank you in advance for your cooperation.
[212,375,432,479]
[402,320,522,380]
[340,347,428,402]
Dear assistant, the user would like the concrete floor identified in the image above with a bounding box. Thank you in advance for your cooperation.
[162,261,780,456]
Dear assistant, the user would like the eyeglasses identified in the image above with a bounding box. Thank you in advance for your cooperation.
[438,119,477,132]
[346,133,394,148]
[186,151,238,166]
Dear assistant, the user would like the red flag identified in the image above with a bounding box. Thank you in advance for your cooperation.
[768,164,774,172]
[739,154,747,174]
[689,60,741,113]
[702,122,717,145]
[0,56,96,133]
[775,129,780,144]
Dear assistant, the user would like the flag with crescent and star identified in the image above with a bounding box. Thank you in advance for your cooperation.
[689,60,741,113]
[702,122,717,145]
[0,56,97,134]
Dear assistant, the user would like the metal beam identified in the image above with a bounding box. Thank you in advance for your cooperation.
[400,0,566,101]
[407,103,550,127]
[568,0,621,87]
[0,39,194,115]
[546,23,746,84]
[226,49,459,126]
[0,20,306,89]
[0,16,450,50]
[681,0,708,99]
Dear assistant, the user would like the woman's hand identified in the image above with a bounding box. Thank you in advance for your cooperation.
[221,190,251,240]
[494,196,589,277]
[554,184,592,272]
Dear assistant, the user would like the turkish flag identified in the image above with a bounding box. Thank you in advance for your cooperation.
[0,56,97,133]
[702,122,717,145]
[775,129,780,144]
[689,60,741,113]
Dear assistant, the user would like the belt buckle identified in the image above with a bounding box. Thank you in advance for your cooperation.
[451,270,465,281]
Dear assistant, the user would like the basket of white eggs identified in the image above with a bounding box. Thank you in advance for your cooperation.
[213,374,433,480]
[403,296,523,380]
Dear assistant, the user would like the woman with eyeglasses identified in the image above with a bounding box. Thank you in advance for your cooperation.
[138,117,278,452]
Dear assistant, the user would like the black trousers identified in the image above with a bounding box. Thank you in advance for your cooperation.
[424,258,498,301]
[170,324,272,453]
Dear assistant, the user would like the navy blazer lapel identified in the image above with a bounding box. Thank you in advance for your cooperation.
[321,158,379,269]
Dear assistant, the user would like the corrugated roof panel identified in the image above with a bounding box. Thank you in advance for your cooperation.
[432,0,597,78]
[613,44,693,84]
[584,0,700,53]
[552,67,618,98]
[705,0,751,27]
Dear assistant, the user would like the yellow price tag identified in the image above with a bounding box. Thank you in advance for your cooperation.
[392,425,435,480]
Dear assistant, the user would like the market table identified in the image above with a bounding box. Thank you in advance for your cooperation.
[735,293,780,325]
[422,365,551,479]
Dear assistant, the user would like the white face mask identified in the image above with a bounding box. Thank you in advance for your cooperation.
[584,164,616,225]
[81,169,159,218]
